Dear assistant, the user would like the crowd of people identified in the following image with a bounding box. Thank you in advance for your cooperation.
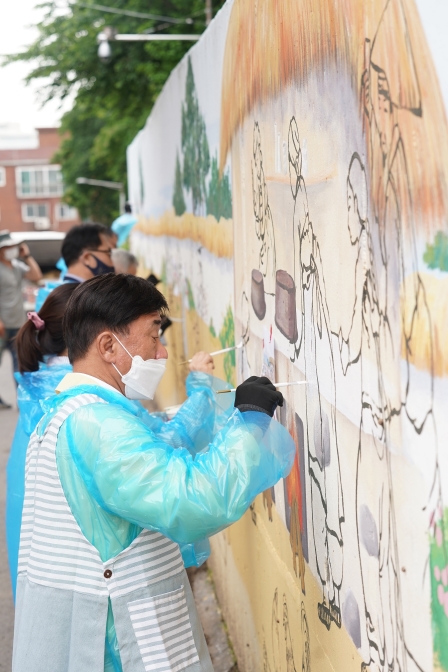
[0,222,141,406]
[0,221,295,672]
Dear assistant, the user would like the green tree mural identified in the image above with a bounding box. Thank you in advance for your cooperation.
[181,57,210,214]
[185,278,195,310]
[424,231,448,272]
[206,155,233,220]
[219,306,236,385]
[173,153,186,216]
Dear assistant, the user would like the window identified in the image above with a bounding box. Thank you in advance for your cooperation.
[0,167,5,187]
[16,165,63,197]
[22,203,49,222]
[55,203,78,221]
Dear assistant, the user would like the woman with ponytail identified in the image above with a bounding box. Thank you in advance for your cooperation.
[6,282,78,598]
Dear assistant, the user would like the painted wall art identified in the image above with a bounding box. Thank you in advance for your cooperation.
[127,0,448,669]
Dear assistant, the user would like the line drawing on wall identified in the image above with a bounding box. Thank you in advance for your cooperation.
[287,117,345,631]
[341,150,410,672]
[249,119,345,630]
[263,589,302,672]
[252,121,277,307]
[335,1,443,668]
[129,0,448,666]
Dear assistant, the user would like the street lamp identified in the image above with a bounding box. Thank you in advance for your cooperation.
[97,26,200,62]
[76,176,126,213]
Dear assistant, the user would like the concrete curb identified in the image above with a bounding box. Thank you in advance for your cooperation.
[188,564,239,672]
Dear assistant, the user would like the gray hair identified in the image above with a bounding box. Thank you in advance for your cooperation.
[111,248,138,274]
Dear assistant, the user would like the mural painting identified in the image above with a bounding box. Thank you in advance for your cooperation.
[127,13,236,402]
[127,0,448,670]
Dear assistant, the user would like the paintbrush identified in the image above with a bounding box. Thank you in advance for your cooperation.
[179,341,243,365]
[216,380,308,394]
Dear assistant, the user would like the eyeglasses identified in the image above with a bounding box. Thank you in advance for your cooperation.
[88,247,112,258]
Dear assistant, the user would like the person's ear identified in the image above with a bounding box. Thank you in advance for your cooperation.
[97,331,118,363]
[79,249,94,268]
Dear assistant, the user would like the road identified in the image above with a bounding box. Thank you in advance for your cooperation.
[0,350,16,671]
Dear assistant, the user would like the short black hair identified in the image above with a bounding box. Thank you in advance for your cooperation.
[62,222,108,267]
[63,273,169,362]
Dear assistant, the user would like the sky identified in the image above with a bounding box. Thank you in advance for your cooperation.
[0,0,72,132]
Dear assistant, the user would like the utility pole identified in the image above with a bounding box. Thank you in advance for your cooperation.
[205,0,212,26]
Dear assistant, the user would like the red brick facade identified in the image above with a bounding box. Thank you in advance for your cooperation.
[0,128,79,233]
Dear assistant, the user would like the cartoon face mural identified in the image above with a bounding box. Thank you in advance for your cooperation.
[128,0,448,670]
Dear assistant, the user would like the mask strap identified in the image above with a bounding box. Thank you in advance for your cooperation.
[112,333,134,360]
[111,362,123,377]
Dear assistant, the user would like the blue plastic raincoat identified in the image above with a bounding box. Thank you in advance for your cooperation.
[111,212,138,247]
[6,359,72,598]
[35,280,64,312]
[6,365,212,602]
[39,372,295,672]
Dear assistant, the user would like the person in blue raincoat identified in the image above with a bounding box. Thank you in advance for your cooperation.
[36,222,118,311]
[12,273,295,672]
[111,203,138,247]
[6,282,77,597]
[7,283,217,601]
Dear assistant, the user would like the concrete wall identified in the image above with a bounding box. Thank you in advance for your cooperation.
[128,2,448,670]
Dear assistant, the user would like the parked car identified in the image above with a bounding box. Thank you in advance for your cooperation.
[10,231,65,272]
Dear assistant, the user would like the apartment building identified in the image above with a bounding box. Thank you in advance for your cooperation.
[0,126,79,232]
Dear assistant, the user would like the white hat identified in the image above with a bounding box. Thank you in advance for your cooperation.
[0,230,16,249]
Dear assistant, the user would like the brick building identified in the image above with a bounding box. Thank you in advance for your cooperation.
[0,127,79,233]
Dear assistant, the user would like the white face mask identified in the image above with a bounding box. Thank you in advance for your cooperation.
[112,334,167,400]
[3,246,19,261]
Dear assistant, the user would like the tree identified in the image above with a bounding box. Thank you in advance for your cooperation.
[181,57,210,214]
[206,154,232,220]
[6,0,225,223]
[172,153,186,215]
[53,99,120,224]
[424,231,448,272]
[219,305,235,384]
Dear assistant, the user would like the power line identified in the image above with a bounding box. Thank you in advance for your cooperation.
[75,2,193,25]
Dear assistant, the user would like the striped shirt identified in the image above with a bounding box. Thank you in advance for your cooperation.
[14,391,211,672]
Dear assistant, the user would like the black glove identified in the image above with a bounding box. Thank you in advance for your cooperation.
[234,376,283,417]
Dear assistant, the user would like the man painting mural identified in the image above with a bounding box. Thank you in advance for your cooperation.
[12,273,295,672]
[220,0,448,670]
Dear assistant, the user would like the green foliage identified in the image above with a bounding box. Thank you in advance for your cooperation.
[209,318,216,338]
[6,0,225,223]
[430,509,448,670]
[424,231,448,272]
[185,278,195,310]
[181,57,210,214]
[219,305,235,384]
[53,101,121,223]
[173,153,186,216]
[121,236,130,251]
[174,61,232,220]
[206,154,233,220]
[160,258,167,286]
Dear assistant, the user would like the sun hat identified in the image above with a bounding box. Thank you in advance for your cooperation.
[0,230,17,250]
